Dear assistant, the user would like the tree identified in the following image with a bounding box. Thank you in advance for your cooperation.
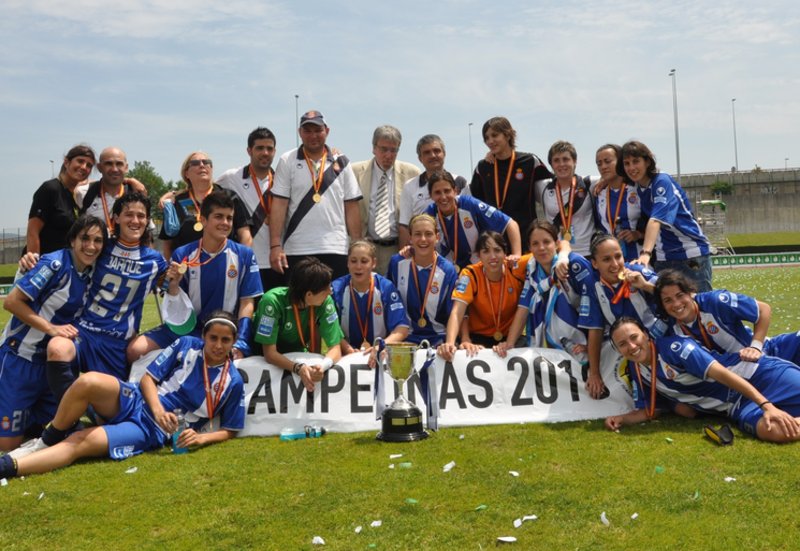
[127,160,179,221]
[710,180,733,196]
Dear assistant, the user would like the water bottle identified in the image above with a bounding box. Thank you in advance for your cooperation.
[560,337,589,367]
[172,409,189,454]
[279,425,327,441]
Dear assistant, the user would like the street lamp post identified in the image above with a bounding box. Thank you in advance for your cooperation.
[785,157,789,170]
[669,69,681,184]
[468,122,474,175]
[294,94,300,147]
[731,98,739,171]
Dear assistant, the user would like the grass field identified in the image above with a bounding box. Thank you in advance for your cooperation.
[727,231,800,249]
[0,266,799,550]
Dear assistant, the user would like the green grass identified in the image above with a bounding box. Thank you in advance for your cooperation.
[1,267,800,549]
[727,231,800,248]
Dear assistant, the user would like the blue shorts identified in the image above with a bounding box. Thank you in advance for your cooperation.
[142,324,200,349]
[75,326,130,380]
[102,381,168,460]
[731,356,800,436]
[764,332,800,367]
[0,345,57,437]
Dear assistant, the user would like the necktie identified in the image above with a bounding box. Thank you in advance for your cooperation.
[374,171,391,239]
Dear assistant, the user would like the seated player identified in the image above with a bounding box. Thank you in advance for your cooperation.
[0,311,245,476]
[387,214,458,346]
[253,257,344,393]
[424,170,521,270]
[331,240,409,357]
[0,216,106,451]
[605,317,800,443]
[127,191,262,362]
[437,231,526,361]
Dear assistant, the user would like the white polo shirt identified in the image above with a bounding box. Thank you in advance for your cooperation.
[216,164,272,269]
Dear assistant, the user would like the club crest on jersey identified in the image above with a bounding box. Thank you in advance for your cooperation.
[430,281,440,295]
[373,304,382,315]
[227,264,238,279]
[662,364,678,380]
[1,417,9,430]
[515,168,524,181]
[706,322,719,334]
[463,218,474,229]
[628,194,637,204]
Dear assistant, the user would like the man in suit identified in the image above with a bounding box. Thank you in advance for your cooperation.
[351,125,420,273]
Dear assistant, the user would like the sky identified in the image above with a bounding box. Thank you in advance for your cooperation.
[1,0,798,230]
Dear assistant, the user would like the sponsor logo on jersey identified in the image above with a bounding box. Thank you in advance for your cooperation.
[719,293,730,304]
[257,316,275,337]
[670,341,682,352]
[30,265,54,290]
[679,342,694,360]
[111,445,136,460]
[455,275,469,293]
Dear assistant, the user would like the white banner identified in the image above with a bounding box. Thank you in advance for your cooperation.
[235,344,634,437]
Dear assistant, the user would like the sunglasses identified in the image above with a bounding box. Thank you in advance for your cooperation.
[188,159,213,167]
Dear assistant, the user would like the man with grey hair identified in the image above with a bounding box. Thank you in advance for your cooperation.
[351,125,420,272]
[397,134,468,247]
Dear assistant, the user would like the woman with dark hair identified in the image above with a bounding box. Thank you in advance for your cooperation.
[605,317,800,443]
[437,231,527,360]
[425,170,521,270]
[26,144,96,255]
[469,116,552,237]
[621,140,712,291]
[593,144,643,261]
[1,310,245,474]
[0,216,106,451]
[655,269,800,364]
[253,257,344,392]
[159,151,252,259]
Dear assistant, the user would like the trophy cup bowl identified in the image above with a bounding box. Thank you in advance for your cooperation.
[376,340,430,442]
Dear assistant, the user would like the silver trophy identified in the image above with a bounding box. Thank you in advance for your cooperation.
[376,340,430,442]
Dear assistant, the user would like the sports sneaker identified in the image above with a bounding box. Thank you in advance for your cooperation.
[8,438,49,460]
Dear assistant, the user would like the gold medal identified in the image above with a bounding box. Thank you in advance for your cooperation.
[563,231,572,241]
[618,271,626,281]
[312,193,322,203]
[362,341,370,349]
[193,221,203,232]
[177,263,187,275]
[418,318,427,328]
[493,331,504,342]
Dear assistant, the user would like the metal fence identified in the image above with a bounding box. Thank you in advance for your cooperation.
[1,228,25,264]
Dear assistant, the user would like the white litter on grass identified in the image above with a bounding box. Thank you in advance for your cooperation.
[22,491,30,496]
[513,518,523,528]
[459,434,465,440]
[631,513,639,520]
[311,536,325,545]
[388,464,395,469]
[125,467,138,474]
[370,520,382,528]
[37,492,45,500]
[600,511,610,526]
[354,526,363,534]
[389,453,403,459]
[0,478,7,487]
[442,461,456,472]
[514,515,538,528]
[497,536,517,543]
[508,471,519,477]
[724,477,737,482]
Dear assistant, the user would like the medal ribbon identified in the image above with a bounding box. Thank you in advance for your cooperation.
[555,177,577,237]
[677,301,714,350]
[349,274,375,346]
[304,150,328,198]
[292,304,317,353]
[482,266,507,337]
[183,238,228,269]
[493,150,516,208]
[606,185,626,235]
[203,356,231,431]
[601,274,631,305]
[189,186,213,227]
[100,185,125,232]
[249,165,272,219]
[436,208,459,265]
[631,340,658,419]
[410,254,438,326]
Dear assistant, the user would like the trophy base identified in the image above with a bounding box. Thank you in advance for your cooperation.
[376,404,429,442]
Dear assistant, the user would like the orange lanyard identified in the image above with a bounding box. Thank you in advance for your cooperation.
[349,275,375,346]
[249,165,272,216]
[189,186,213,226]
[677,301,714,350]
[183,238,227,269]
[556,177,577,235]
[600,276,630,305]
[493,150,516,208]
[437,206,459,264]
[632,341,659,419]
[292,303,317,353]
[99,185,124,232]
[304,150,328,197]
[202,356,231,431]
[482,266,507,335]
[605,184,626,234]
[410,254,438,325]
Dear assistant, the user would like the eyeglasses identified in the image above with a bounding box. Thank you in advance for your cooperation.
[376,146,398,154]
[188,159,213,167]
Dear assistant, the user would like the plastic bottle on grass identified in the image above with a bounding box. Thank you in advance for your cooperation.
[172,409,189,454]
[279,425,327,441]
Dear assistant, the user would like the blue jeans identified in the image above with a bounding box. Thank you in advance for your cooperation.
[654,255,713,292]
